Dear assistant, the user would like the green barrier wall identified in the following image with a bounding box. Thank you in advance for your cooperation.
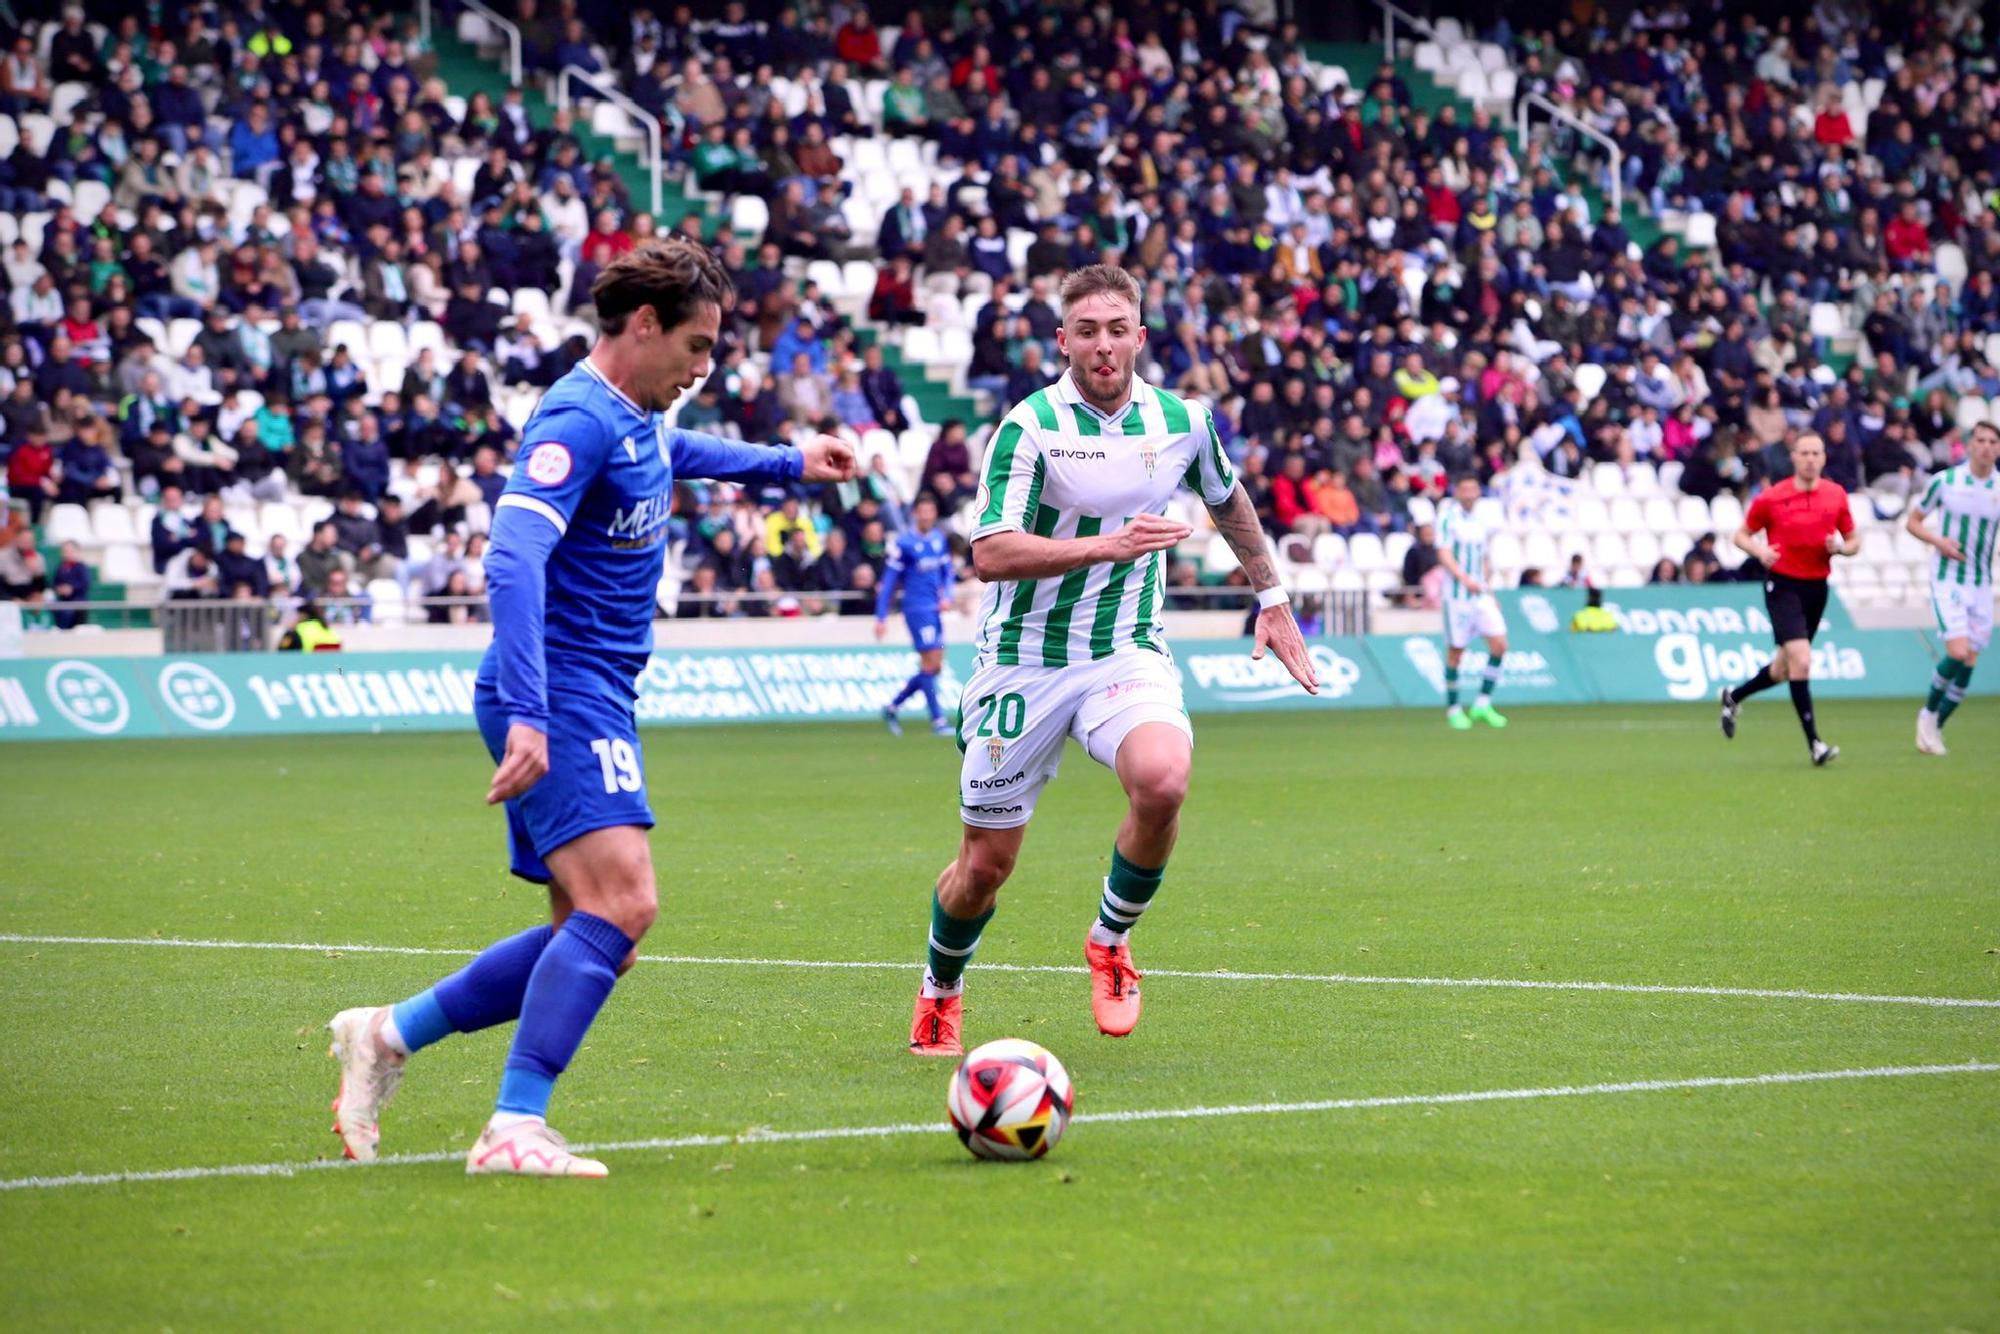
[0,588,1948,742]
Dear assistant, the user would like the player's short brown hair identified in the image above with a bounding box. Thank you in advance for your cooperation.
[1970,420,2000,442]
[591,238,736,336]
[1791,431,1825,452]
[1059,264,1142,319]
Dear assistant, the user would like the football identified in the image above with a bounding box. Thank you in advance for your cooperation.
[947,1038,1075,1160]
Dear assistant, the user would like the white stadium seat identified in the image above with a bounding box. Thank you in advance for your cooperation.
[1312,533,1348,570]
[90,503,136,545]
[45,504,92,547]
[101,543,151,585]
[1348,533,1388,572]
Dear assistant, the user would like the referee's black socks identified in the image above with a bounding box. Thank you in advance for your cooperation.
[1788,679,1821,745]
[1726,667,1782,706]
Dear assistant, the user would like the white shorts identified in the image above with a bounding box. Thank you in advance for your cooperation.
[1931,582,1995,652]
[957,652,1193,829]
[1444,594,1506,650]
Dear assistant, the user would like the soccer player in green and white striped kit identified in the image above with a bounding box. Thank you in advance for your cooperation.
[1908,419,2000,755]
[906,265,1321,1056]
[1434,474,1510,729]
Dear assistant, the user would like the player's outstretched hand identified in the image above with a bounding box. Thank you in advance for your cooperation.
[1106,513,1193,561]
[1252,603,1320,695]
[1937,535,1967,563]
[487,723,549,805]
[801,434,859,482]
[872,618,887,641]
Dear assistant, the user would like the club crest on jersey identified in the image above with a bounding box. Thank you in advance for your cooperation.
[1140,442,1158,476]
[986,737,1005,767]
[525,443,572,484]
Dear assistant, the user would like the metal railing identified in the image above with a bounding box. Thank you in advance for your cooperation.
[1369,0,1440,62]
[555,66,663,217]
[434,0,522,87]
[1516,92,1625,220]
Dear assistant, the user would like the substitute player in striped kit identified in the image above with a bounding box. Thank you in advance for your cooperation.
[1908,419,2000,755]
[906,266,1320,1056]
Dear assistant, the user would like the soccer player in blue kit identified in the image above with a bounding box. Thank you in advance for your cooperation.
[325,240,855,1177]
[876,492,956,735]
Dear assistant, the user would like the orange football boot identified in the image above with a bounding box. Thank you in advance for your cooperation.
[1085,937,1143,1036]
[909,991,963,1056]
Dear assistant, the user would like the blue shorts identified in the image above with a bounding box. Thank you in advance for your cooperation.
[906,613,944,652]
[475,680,655,883]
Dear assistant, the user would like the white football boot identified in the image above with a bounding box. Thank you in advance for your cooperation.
[465,1116,609,1178]
[327,1006,405,1162]
[1917,710,1947,756]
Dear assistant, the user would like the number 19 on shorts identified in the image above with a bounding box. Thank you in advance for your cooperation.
[590,737,644,793]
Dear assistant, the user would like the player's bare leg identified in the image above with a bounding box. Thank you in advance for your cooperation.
[1086,723,1191,1037]
[1468,634,1509,727]
[1919,639,1976,755]
[910,824,1023,1055]
[467,826,659,1178]
[1444,645,1473,728]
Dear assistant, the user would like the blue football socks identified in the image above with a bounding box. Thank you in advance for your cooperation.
[917,671,942,721]
[390,924,555,1053]
[495,912,634,1119]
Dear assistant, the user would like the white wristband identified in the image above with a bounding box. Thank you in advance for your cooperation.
[1256,585,1290,610]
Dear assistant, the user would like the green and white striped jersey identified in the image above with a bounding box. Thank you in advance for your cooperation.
[971,370,1237,668]
[1916,464,2000,589]
[1436,498,1491,602]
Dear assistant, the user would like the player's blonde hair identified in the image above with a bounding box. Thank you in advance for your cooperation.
[1790,431,1825,453]
[1059,264,1142,319]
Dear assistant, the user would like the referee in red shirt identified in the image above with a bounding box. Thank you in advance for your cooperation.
[1718,432,1862,764]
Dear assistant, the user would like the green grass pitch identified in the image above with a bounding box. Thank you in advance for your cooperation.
[1,699,1995,1328]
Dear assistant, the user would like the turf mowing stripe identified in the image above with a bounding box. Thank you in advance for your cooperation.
[2,934,1997,1009]
[1,1062,1991,1193]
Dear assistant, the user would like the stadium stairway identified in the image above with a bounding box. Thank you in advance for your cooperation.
[437,24,982,433]
[1304,40,1661,255]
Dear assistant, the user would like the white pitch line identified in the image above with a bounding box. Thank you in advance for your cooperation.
[1,932,1996,1010]
[0,1061,1990,1193]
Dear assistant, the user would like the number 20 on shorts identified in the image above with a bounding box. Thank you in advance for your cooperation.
[975,692,1026,739]
[589,737,643,793]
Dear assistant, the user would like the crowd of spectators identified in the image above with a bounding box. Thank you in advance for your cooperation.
[1,0,1992,627]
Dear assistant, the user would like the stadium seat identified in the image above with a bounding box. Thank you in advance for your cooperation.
[1406,495,1436,527]
[90,503,136,545]
[902,326,943,363]
[1892,528,1929,563]
[1590,463,1625,498]
[1847,492,1875,530]
[1312,533,1348,570]
[1609,565,1644,588]
[1522,531,1560,570]
[1710,494,1745,531]
[167,318,202,359]
[1626,531,1662,569]
[858,427,897,467]
[1657,460,1685,493]
[1473,497,1505,529]
[805,258,845,297]
[1642,497,1679,533]
[1936,243,1969,293]
[1454,67,1490,103]
[1487,69,1518,105]
[1676,495,1711,531]
[1954,396,1988,432]
[729,194,769,236]
[1593,532,1629,568]
[1808,302,1845,340]
[1331,568,1365,594]
[45,504,92,547]
[1608,497,1644,532]
[1202,533,1239,577]
[100,543,151,586]
[1683,212,1718,249]
[260,502,305,546]
[1412,41,1443,72]
[1574,362,1607,404]
[1574,498,1612,534]
[409,321,448,358]
[225,504,263,547]
[1348,533,1387,572]
[366,578,406,623]
[843,260,878,301]
[1384,531,1414,571]
[1660,530,1693,562]
[511,287,553,327]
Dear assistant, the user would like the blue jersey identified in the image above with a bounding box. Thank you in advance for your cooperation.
[481,358,804,726]
[875,526,954,623]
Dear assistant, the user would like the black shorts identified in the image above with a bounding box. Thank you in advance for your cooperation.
[1764,574,1830,645]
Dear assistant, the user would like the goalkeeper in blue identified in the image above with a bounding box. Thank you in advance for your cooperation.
[325,240,855,1177]
[877,492,957,735]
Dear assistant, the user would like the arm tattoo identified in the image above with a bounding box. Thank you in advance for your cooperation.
[1205,483,1280,593]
